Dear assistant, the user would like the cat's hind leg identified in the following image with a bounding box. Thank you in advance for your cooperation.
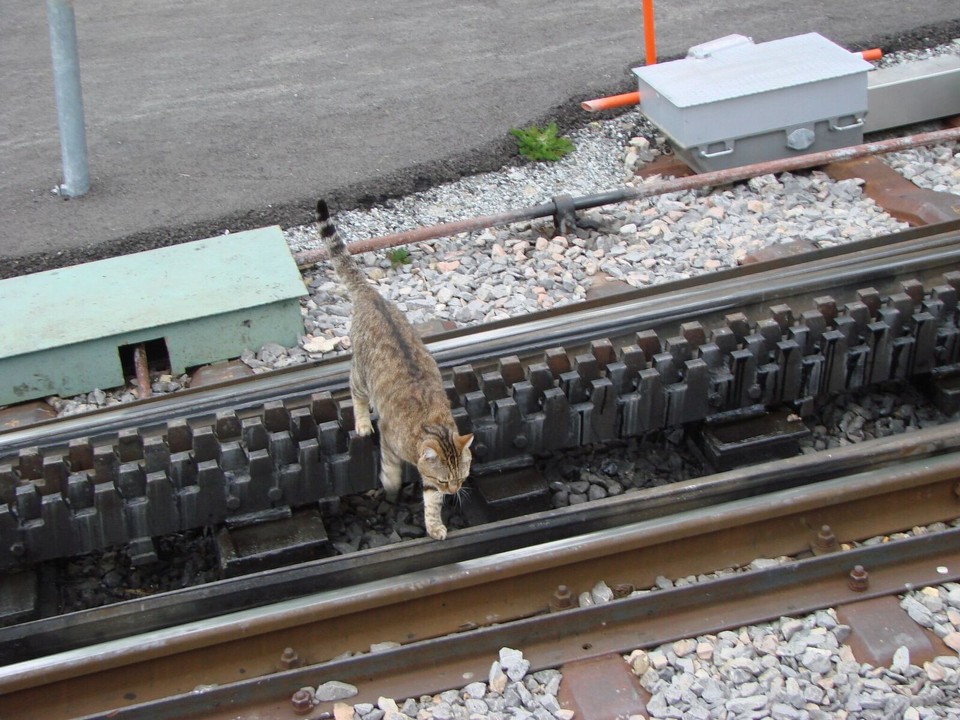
[379,442,403,503]
[350,371,374,436]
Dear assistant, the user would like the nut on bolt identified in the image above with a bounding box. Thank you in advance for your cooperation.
[279,647,301,670]
[812,525,839,556]
[848,565,869,592]
[290,688,314,715]
[551,584,574,611]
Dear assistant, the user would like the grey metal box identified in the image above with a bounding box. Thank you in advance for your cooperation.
[633,33,872,172]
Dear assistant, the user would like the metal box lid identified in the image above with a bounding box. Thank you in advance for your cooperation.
[0,226,307,360]
[633,33,871,148]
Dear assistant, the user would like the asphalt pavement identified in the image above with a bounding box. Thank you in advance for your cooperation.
[2,1,959,278]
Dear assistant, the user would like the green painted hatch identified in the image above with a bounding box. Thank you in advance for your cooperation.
[0,226,307,405]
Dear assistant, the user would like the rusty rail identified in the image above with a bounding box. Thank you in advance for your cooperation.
[3,431,960,718]
[7,416,960,665]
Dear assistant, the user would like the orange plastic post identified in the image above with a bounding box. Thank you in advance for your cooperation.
[581,91,641,112]
[643,0,656,65]
[860,48,882,61]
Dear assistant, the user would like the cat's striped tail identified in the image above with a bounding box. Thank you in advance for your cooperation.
[316,199,372,297]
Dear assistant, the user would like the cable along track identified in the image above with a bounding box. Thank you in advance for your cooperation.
[2,221,960,568]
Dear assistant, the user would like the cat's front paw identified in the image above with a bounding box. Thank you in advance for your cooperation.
[355,418,374,436]
[427,523,448,540]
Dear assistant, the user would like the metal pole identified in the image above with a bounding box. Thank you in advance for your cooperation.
[46,0,89,198]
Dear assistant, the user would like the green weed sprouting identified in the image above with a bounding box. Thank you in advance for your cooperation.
[386,247,412,268]
[510,122,575,162]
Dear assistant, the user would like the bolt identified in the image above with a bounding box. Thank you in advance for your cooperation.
[9,541,25,557]
[708,392,723,408]
[473,442,488,459]
[747,384,762,400]
[226,495,240,510]
[513,434,528,449]
[279,647,301,670]
[551,584,574,611]
[812,525,839,556]
[290,689,314,715]
[848,565,869,592]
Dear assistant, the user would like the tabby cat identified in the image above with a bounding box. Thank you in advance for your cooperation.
[317,200,473,540]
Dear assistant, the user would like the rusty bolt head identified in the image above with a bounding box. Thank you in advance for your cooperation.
[551,584,574,611]
[279,647,301,670]
[290,689,314,715]
[848,565,869,592]
[812,525,839,556]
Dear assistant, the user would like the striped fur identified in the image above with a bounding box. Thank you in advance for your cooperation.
[317,200,473,539]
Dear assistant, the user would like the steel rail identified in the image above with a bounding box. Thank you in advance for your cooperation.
[5,416,960,664]
[198,525,960,720]
[4,445,960,718]
[426,221,960,360]
[2,219,959,457]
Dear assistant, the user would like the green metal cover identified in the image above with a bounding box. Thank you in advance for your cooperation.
[0,226,307,405]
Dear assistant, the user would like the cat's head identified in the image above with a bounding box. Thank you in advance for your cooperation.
[417,427,473,495]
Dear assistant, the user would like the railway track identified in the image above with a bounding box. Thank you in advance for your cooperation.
[1,78,959,717]
[3,421,960,717]
[3,220,960,570]
[2,217,960,717]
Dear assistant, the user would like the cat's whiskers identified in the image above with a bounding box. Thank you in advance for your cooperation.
[453,484,472,508]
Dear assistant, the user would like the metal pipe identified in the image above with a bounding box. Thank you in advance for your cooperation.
[46,0,89,198]
[133,344,152,399]
[295,201,553,267]
[294,126,960,269]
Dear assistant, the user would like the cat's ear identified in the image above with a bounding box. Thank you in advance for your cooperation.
[455,433,474,452]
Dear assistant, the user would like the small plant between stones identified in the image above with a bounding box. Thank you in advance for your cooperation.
[510,122,575,162]
[385,247,412,268]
